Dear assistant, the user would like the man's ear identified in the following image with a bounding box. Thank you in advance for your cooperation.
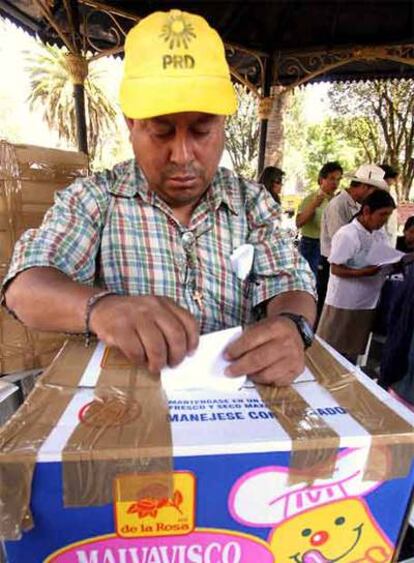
[124,115,134,132]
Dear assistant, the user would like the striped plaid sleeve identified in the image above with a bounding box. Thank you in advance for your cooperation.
[245,182,316,307]
[2,175,110,291]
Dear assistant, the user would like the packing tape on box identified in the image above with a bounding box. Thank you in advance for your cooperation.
[0,339,172,540]
[256,384,340,483]
[61,345,173,508]
[306,339,414,481]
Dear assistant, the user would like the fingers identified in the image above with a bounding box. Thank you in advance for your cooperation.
[224,321,271,361]
[225,317,305,386]
[248,353,305,386]
[160,297,200,355]
[90,295,199,372]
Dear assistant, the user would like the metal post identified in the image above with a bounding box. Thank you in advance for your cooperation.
[70,0,88,155]
[257,59,272,176]
[74,83,88,154]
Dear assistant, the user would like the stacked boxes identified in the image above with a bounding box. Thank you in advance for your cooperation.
[0,141,88,374]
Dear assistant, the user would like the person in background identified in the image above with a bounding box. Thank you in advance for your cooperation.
[379,262,414,413]
[379,163,399,247]
[397,216,414,253]
[259,166,285,205]
[317,189,396,364]
[296,161,343,276]
[317,163,388,319]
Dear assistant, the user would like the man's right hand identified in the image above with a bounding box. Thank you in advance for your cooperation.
[89,295,199,373]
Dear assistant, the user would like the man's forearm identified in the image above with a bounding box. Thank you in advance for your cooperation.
[4,267,99,332]
[266,290,316,327]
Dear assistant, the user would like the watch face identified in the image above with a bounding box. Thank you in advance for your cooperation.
[281,313,314,348]
[299,318,314,347]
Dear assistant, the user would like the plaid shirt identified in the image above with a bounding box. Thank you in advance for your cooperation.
[4,160,315,334]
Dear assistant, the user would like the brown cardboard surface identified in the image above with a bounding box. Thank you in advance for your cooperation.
[0,141,87,375]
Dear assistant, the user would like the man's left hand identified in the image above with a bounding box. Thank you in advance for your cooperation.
[224,316,305,386]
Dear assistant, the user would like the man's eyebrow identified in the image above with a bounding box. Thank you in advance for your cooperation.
[194,115,218,124]
[150,117,173,126]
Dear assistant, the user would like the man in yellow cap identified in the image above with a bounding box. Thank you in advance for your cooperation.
[3,10,315,385]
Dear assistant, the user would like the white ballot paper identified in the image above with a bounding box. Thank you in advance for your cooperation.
[161,326,245,391]
[365,241,404,266]
[161,326,315,391]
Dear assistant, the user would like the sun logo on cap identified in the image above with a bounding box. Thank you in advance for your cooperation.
[160,12,196,49]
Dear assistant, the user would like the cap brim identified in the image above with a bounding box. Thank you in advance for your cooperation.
[346,174,388,190]
[120,75,238,119]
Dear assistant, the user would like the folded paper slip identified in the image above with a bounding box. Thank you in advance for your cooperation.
[0,337,414,563]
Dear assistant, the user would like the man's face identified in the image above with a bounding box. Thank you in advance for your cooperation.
[125,112,225,214]
[355,184,375,203]
[404,226,414,248]
[320,171,342,195]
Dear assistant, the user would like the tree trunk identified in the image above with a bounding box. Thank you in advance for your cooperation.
[265,86,290,167]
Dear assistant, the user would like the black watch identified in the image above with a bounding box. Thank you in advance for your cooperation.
[279,312,314,349]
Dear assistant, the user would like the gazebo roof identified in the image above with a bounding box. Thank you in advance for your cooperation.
[1,0,413,89]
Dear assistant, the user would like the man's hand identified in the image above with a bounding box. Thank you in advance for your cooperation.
[89,295,199,373]
[224,316,305,386]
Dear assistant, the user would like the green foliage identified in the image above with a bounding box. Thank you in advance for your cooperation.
[283,90,359,191]
[329,80,414,200]
[224,83,259,178]
[25,43,118,163]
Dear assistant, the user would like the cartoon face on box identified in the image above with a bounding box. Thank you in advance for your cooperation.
[269,498,391,562]
[229,449,393,563]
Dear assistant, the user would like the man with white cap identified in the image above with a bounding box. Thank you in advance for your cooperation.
[317,164,388,316]
[2,10,315,386]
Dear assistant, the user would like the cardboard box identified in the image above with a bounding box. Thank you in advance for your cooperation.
[1,339,414,562]
[0,142,88,374]
[0,380,19,427]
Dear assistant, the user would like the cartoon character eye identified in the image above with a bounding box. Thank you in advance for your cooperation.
[302,528,312,537]
[335,516,346,525]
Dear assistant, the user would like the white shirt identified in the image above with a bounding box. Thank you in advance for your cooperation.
[320,190,360,257]
[326,219,389,310]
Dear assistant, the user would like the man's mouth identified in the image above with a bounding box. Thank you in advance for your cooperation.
[167,175,197,186]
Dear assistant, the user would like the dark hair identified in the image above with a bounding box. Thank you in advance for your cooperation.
[360,188,396,213]
[318,161,343,182]
[258,166,285,190]
[404,216,414,231]
[379,163,399,180]
[258,166,285,204]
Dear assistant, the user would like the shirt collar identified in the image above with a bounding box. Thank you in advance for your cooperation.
[208,167,242,215]
[107,159,142,198]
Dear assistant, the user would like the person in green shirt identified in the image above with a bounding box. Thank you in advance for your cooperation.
[296,161,343,275]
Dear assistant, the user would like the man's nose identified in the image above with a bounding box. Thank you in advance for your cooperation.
[170,132,194,165]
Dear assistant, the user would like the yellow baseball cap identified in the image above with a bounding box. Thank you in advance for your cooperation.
[120,9,238,119]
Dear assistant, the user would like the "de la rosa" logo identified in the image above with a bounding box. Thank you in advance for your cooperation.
[114,471,195,538]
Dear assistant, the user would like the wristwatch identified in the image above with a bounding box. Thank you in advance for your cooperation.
[278,312,314,349]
